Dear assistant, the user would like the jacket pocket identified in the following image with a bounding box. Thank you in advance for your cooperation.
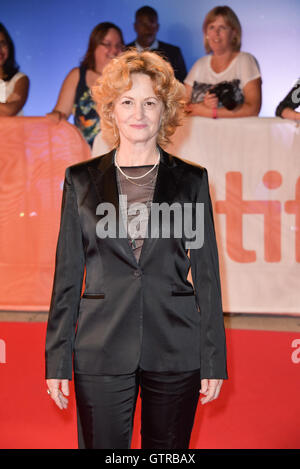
[171,290,195,296]
[81,293,105,299]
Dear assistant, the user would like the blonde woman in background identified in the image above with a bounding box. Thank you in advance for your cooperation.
[185,6,262,118]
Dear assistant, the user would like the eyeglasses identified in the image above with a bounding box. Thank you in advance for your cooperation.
[99,42,124,52]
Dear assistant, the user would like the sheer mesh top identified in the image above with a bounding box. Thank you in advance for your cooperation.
[116,165,158,263]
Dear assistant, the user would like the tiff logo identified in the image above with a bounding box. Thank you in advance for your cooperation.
[216,171,300,262]
[0,339,6,364]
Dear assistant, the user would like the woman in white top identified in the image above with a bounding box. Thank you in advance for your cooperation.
[0,23,29,116]
[184,6,261,118]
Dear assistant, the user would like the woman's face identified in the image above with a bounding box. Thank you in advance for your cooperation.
[0,32,9,68]
[94,28,123,72]
[113,73,164,146]
[206,15,236,54]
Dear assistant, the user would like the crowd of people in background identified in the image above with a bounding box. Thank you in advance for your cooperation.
[1,5,299,147]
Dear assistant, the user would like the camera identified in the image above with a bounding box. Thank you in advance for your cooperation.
[209,81,239,110]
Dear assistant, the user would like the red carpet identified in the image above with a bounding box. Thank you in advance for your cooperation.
[0,322,299,449]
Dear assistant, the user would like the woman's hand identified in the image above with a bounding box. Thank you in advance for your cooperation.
[45,109,68,123]
[45,67,79,123]
[281,107,300,121]
[200,379,223,404]
[203,91,219,109]
[185,92,218,117]
[46,379,69,410]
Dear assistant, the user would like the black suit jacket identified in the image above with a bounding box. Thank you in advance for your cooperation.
[45,149,227,380]
[126,40,187,83]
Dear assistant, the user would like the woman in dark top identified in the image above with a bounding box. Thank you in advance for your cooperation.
[45,50,227,449]
[46,22,124,146]
[276,79,300,120]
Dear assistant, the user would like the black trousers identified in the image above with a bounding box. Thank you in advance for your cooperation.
[74,368,201,449]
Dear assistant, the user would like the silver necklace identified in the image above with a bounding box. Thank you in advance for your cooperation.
[120,168,158,187]
[114,148,160,180]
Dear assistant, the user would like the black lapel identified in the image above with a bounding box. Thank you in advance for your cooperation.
[87,149,138,264]
[87,150,119,216]
[152,149,181,204]
[87,148,184,267]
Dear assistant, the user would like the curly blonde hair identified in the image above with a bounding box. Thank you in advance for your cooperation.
[92,49,186,147]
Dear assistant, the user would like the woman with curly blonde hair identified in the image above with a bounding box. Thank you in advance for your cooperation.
[45,49,227,449]
[92,48,186,148]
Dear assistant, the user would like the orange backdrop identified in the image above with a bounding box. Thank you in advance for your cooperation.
[0,117,91,311]
[2,116,300,314]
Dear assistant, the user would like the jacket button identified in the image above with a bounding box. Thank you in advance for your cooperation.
[133,270,142,278]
